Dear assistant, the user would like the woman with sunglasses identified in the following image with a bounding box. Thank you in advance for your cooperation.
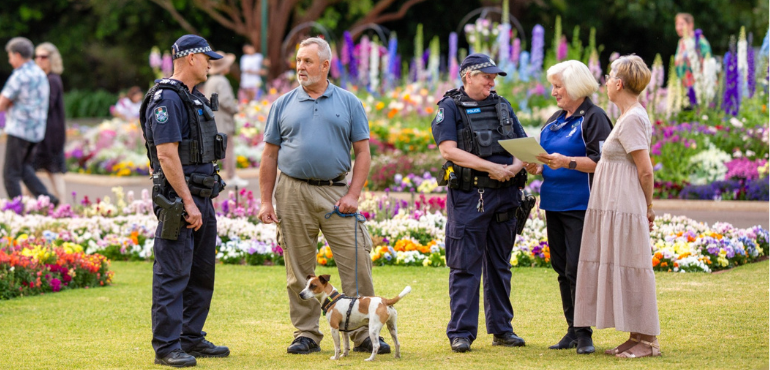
[523,60,612,355]
[32,42,66,200]
[574,55,660,359]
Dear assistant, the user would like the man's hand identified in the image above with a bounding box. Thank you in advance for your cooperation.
[258,202,279,224]
[487,163,509,181]
[183,200,203,231]
[335,193,359,214]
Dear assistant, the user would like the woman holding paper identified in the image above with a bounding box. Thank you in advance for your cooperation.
[523,60,612,355]
[574,55,660,358]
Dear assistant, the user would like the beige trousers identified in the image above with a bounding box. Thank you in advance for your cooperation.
[274,174,374,345]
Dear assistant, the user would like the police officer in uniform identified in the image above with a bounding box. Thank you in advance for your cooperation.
[432,53,527,353]
[141,35,230,367]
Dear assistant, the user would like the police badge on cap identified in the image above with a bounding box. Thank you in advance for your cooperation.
[172,35,223,60]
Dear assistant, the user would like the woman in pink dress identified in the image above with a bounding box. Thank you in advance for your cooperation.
[574,55,661,358]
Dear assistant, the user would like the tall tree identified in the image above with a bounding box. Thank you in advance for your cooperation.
[147,0,427,77]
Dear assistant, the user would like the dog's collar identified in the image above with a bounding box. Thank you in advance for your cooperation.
[321,291,343,316]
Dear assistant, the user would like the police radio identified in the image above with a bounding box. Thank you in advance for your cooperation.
[210,93,219,111]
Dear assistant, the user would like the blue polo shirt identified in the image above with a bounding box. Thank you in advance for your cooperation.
[144,79,214,175]
[539,104,611,211]
[264,82,369,180]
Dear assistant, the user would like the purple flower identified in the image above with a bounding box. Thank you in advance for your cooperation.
[3,197,23,215]
[557,36,568,61]
[529,25,544,77]
[161,51,173,77]
[511,38,520,67]
[722,41,741,116]
[747,33,756,98]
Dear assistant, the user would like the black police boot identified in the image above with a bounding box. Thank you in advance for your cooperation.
[287,336,320,354]
[154,349,197,367]
[353,336,391,354]
[576,336,596,354]
[186,339,230,358]
[451,337,471,353]
[549,333,578,349]
[492,332,526,347]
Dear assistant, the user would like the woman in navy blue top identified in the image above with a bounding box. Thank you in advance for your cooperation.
[524,60,612,355]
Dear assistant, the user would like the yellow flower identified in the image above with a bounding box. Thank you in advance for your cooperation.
[375,102,385,110]
[422,258,430,266]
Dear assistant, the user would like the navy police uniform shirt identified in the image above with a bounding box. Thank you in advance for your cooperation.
[431,87,526,165]
[144,78,214,175]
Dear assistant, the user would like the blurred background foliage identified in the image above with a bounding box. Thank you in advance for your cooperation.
[0,0,766,95]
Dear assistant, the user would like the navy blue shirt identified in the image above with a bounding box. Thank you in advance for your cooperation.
[431,88,526,165]
[144,79,214,175]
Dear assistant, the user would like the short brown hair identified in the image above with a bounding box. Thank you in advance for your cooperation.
[676,13,694,25]
[611,55,651,95]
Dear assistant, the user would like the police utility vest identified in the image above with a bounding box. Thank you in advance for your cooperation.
[445,88,516,158]
[139,79,226,170]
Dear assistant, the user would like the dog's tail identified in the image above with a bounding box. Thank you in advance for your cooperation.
[383,286,411,306]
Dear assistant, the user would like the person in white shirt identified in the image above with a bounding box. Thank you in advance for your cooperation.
[239,44,264,101]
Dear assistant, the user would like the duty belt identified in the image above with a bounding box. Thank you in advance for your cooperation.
[289,174,347,186]
[470,174,515,189]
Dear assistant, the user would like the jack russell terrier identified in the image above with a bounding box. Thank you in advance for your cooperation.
[299,274,411,361]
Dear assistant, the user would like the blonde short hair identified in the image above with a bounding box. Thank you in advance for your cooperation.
[461,69,484,85]
[36,42,64,75]
[546,60,598,100]
[611,55,651,95]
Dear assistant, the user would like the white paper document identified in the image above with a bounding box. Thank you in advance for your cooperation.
[498,137,549,164]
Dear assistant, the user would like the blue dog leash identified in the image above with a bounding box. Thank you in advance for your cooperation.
[324,206,366,297]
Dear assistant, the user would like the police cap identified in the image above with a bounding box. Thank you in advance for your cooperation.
[172,35,223,60]
[459,53,507,77]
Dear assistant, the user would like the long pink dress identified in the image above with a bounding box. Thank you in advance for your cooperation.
[574,105,660,335]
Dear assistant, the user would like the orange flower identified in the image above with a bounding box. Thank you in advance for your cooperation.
[661,262,668,267]
[387,108,398,119]
[652,257,660,267]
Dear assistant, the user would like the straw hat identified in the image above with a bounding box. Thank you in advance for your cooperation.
[208,50,235,75]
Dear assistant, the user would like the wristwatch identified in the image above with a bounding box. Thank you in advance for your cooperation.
[568,158,577,170]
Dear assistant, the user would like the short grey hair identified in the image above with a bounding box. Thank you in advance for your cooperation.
[299,37,332,62]
[36,42,64,75]
[5,37,34,60]
[461,69,484,85]
[546,60,599,100]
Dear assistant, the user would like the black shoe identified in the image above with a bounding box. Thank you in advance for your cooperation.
[287,336,320,354]
[451,337,471,353]
[353,336,391,354]
[549,333,578,349]
[48,194,60,207]
[576,337,595,354]
[154,349,197,367]
[186,339,230,358]
[492,332,526,347]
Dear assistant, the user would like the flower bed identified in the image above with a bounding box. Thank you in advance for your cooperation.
[1,194,765,273]
[0,236,114,300]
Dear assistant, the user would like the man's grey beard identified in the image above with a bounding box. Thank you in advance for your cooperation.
[297,74,321,87]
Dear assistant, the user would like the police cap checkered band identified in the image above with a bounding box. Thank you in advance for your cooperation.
[460,62,496,77]
[174,46,213,59]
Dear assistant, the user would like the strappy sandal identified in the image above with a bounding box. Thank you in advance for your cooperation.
[604,334,639,355]
[616,338,662,358]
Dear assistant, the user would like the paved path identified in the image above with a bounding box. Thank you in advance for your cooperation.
[0,139,766,229]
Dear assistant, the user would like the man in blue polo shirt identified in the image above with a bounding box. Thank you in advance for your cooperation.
[258,37,390,356]
[0,37,58,205]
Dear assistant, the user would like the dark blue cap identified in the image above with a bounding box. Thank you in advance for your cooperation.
[171,35,222,60]
[460,53,506,77]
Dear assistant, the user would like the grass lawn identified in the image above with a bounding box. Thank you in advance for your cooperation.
[1,260,767,369]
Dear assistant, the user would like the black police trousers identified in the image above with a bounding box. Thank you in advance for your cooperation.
[445,186,519,343]
[151,193,217,357]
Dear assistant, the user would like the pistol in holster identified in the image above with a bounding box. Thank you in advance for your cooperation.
[438,161,470,191]
[153,193,186,240]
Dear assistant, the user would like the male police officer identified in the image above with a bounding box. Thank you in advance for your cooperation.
[432,53,527,353]
[141,35,229,367]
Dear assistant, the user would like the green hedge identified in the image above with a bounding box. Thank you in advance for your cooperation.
[64,89,117,119]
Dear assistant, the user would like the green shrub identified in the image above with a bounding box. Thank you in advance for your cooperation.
[64,89,117,118]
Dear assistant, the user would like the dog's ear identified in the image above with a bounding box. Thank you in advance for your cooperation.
[319,275,331,284]
[306,274,315,280]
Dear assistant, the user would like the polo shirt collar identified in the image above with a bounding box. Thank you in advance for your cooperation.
[297,80,335,101]
[569,97,595,118]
